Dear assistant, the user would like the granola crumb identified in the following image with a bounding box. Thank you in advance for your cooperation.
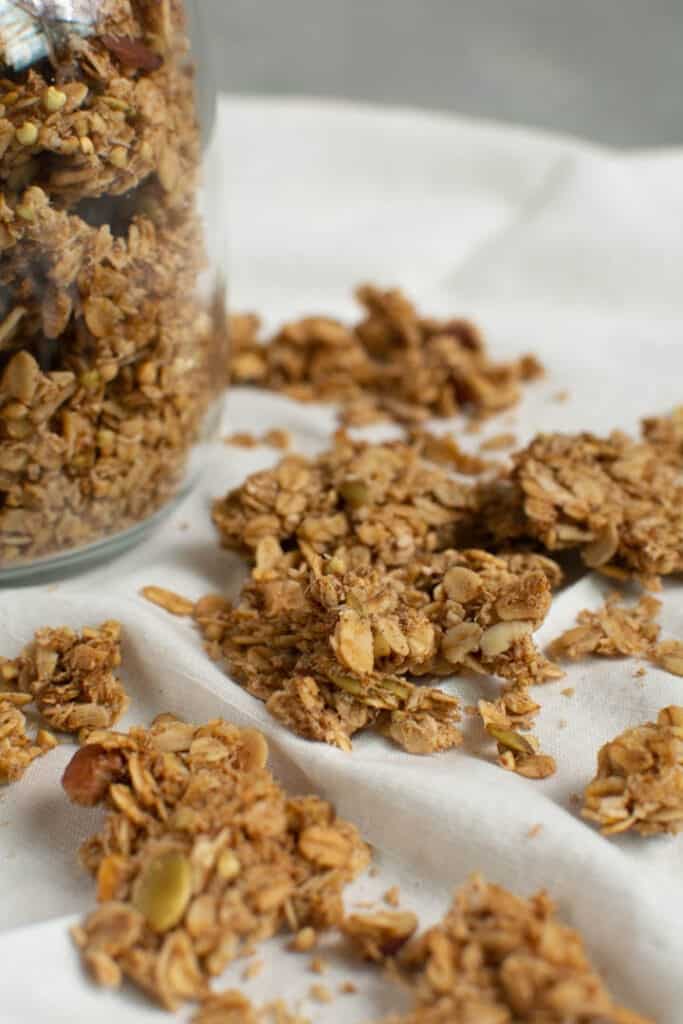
[526,823,543,838]
[561,687,575,698]
[64,715,370,1010]
[552,389,569,402]
[289,927,317,953]
[338,981,357,995]
[633,666,647,679]
[369,866,379,878]
[141,586,195,617]
[224,430,292,451]
[308,984,333,1005]
[583,706,683,836]
[243,959,264,981]
[479,432,517,452]
[343,910,418,962]
[309,957,328,975]
[653,639,683,678]
[383,885,400,907]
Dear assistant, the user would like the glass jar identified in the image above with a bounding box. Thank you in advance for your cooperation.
[0,0,228,583]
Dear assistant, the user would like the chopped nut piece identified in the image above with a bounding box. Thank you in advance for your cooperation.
[583,707,683,836]
[343,910,418,961]
[67,715,370,1010]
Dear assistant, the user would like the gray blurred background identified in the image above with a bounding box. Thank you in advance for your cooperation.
[202,0,682,148]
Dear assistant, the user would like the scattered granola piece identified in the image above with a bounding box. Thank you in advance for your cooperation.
[583,707,683,836]
[527,823,543,838]
[383,874,652,1024]
[384,885,401,907]
[289,927,317,953]
[66,715,370,1010]
[343,910,418,962]
[561,687,575,698]
[653,640,683,678]
[0,699,54,783]
[230,286,543,427]
[243,960,264,981]
[493,430,683,579]
[141,586,195,617]
[309,956,328,974]
[338,981,357,995]
[193,991,257,1024]
[9,621,126,738]
[549,594,661,661]
[479,432,517,452]
[308,984,333,1005]
[642,406,683,468]
[479,693,556,778]
[224,430,292,451]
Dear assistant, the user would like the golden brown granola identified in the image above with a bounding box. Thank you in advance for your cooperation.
[342,910,418,962]
[548,594,661,661]
[6,620,127,738]
[224,430,292,451]
[482,430,683,580]
[478,690,557,779]
[641,407,683,468]
[141,585,196,617]
[64,714,369,1010]
[201,434,563,755]
[583,706,683,836]
[230,285,543,427]
[0,697,56,783]
[0,1,227,566]
[653,639,683,678]
[382,874,651,1024]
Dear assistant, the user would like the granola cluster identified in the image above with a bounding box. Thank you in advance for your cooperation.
[548,594,661,661]
[4,619,127,737]
[482,431,683,581]
[0,0,225,565]
[63,715,370,1010]
[0,619,125,781]
[202,435,560,756]
[383,874,651,1024]
[583,706,683,836]
[230,285,543,427]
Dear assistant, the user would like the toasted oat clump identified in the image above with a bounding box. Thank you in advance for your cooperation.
[64,715,369,1010]
[641,407,683,468]
[6,621,127,738]
[583,706,683,836]
[342,910,418,962]
[548,594,661,661]
[653,640,683,678]
[195,543,557,753]
[230,285,543,427]
[382,874,651,1024]
[0,698,56,783]
[480,430,683,580]
[478,690,557,779]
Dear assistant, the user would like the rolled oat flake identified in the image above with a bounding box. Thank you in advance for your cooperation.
[0,1,96,70]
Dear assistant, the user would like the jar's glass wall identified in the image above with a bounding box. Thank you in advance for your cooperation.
[0,0,227,579]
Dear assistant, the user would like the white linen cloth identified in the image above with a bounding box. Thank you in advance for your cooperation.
[1,96,683,1022]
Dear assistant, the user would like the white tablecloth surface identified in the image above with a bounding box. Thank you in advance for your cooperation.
[1,96,683,1022]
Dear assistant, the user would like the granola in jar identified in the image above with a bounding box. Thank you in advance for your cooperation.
[0,0,227,574]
